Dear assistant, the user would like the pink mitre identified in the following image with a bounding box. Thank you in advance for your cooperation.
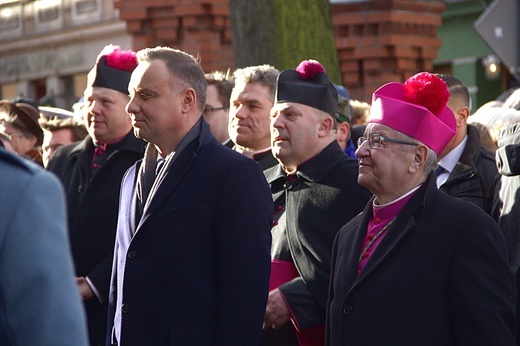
[369,72,456,155]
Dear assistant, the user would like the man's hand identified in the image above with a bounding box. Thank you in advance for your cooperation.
[76,276,95,300]
[262,288,291,330]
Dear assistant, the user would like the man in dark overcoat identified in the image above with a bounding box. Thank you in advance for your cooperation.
[107,47,272,345]
[47,45,145,345]
[326,72,516,345]
[261,60,371,345]
[434,74,499,217]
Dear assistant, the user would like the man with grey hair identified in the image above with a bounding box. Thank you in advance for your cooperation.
[108,46,272,345]
[326,72,515,345]
[229,64,279,169]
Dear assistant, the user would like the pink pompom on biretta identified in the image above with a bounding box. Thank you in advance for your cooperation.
[403,72,450,116]
[97,45,137,72]
[295,60,326,80]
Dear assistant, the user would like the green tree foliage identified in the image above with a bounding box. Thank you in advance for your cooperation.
[230,0,341,83]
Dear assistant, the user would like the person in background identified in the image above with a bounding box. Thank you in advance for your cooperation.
[493,121,520,344]
[0,149,88,345]
[326,72,515,345]
[334,84,356,159]
[204,71,234,147]
[108,46,272,345]
[0,100,44,165]
[435,74,499,217]
[38,106,88,167]
[263,59,371,345]
[229,64,280,170]
[0,132,14,152]
[350,99,370,126]
[46,44,145,346]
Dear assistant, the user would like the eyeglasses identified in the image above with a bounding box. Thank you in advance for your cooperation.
[4,132,24,141]
[357,133,419,149]
[203,106,227,115]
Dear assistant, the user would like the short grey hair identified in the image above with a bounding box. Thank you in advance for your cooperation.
[233,65,279,102]
[137,46,207,111]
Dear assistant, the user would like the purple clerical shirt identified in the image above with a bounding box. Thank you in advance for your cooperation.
[357,187,420,274]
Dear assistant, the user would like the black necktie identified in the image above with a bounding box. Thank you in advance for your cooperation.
[434,165,446,177]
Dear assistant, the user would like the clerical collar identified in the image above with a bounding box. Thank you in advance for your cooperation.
[374,185,421,209]
[235,146,271,159]
[92,136,125,148]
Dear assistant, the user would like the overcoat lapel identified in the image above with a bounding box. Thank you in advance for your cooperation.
[340,205,373,292]
[137,143,197,231]
[134,118,212,232]
[353,215,416,290]
[346,179,431,295]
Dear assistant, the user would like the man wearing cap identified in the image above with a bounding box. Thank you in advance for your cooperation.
[263,60,371,345]
[229,65,280,169]
[334,85,356,159]
[326,72,515,345]
[46,45,145,345]
[0,100,44,165]
[38,106,88,167]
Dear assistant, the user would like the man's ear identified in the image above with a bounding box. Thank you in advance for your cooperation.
[318,116,335,138]
[337,122,348,142]
[181,88,197,113]
[409,144,429,174]
[456,106,470,127]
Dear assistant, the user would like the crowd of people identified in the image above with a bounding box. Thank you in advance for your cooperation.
[1,43,520,346]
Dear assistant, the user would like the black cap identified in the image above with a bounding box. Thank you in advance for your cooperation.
[275,60,338,117]
[87,45,137,95]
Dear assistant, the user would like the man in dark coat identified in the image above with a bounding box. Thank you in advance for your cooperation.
[47,45,145,345]
[435,74,499,217]
[326,72,516,345]
[262,60,371,345]
[107,47,272,345]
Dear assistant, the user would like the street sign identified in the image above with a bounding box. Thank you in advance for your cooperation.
[474,0,519,80]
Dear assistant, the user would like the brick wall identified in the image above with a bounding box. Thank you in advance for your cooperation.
[114,0,234,73]
[333,0,445,101]
[116,0,445,102]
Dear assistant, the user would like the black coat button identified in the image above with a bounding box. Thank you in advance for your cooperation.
[343,305,353,315]
[122,303,130,313]
[128,250,137,259]
[77,185,83,192]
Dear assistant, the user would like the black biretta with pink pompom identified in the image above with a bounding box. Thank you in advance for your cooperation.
[87,45,138,95]
[275,59,338,117]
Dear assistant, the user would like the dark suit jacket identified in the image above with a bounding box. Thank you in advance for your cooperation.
[108,119,272,345]
[47,132,145,344]
[326,174,516,345]
[440,124,499,217]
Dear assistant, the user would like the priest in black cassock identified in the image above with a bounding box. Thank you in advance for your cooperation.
[262,60,371,345]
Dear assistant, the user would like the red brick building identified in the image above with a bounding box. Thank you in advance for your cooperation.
[116,0,445,102]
